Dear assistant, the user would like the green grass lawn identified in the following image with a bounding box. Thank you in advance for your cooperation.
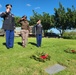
[0,37,76,75]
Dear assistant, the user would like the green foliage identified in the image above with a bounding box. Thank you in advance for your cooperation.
[14,16,21,27]
[54,3,66,36]
[41,12,52,30]
[66,6,76,29]
[29,10,42,26]
[63,31,76,39]
[29,10,53,31]
[54,2,76,37]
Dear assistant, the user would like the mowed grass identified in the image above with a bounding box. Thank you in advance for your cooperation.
[0,37,76,75]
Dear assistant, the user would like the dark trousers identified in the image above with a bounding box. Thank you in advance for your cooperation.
[36,34,42,47]
[5,30,14,48]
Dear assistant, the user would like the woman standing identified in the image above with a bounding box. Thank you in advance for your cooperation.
[35,20,43,47]
[18,15,30,47]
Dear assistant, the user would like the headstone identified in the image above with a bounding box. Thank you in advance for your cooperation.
[45,64,66,75]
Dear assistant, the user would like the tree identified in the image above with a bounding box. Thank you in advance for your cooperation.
[29,10,53,33]
[29,10,42,26]
[54,3,68,37]
[66,6,76,29]
[41,12,52,32]
[14,16,21,27]
[54,3,76,37]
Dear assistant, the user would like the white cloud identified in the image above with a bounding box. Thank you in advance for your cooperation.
[0,4,2,8]
[35,7,40,9]
[26,4,31,7]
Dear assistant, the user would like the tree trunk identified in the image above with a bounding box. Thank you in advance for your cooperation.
[44,30,47,37]
[59,29,65,38]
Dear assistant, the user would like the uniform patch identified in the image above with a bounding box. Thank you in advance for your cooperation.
[10,13,14,17]
[12,14,14,17]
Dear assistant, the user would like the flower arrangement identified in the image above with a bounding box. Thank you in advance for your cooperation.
[30,52,51,62]
[64,48,76,54]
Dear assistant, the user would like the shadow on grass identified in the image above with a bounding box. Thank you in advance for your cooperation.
[17,42,22,46]
[28,42,37,47]
[2,42,7,48]
[3,42,6,46]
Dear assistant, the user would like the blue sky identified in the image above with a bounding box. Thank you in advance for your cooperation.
[0,0,76,33]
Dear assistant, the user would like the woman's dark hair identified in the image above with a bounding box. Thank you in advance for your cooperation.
[22,15,27,18]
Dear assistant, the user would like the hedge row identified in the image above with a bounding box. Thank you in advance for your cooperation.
[63,31,76,39]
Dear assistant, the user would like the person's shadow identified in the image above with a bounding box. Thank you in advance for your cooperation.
[29,42,37,46]
[3,42,6,46]
[2,42,7,48]
[17,42,22,46]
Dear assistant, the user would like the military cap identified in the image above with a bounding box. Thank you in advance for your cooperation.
[5,4,12,9]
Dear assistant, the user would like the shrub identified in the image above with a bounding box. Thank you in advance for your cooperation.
[63,31,76,39]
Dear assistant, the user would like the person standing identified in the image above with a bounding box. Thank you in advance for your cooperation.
[18,15,30,47]
[0,4,15,49]
[35,20,43,47]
